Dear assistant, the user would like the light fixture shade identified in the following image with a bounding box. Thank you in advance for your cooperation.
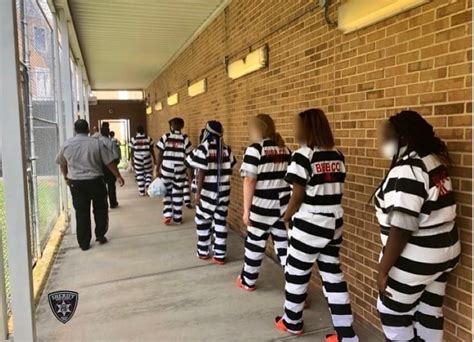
[154,101,163,111]
[338,0,430,34]
[146,105,152,115]
[167,93,179,106]
[188,79,207,97]
[228,45,268,80]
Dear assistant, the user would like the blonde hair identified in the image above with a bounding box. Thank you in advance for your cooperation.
[250,114,285,147]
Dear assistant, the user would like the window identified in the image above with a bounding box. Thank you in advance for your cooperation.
[33,26,46,52]
[32,68,52,100]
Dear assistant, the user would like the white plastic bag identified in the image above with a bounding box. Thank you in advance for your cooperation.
[147,177,167,198]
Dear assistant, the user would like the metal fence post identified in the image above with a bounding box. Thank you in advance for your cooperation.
[0,0,37,340]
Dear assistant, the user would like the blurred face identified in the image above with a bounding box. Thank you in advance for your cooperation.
[248,121,262,143]
[295,116,305,144]
[379,121,400,159]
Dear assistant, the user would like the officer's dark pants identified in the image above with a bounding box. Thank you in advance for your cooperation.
[103,164,118,207]
[70,178,108,249]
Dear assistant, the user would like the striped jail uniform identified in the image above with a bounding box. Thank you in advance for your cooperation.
[157,130,193,223]
[374,152,460,342]
[239,139,291,287]
[130,133,154,195]
[186,139,236,260]
[282,147,358,341]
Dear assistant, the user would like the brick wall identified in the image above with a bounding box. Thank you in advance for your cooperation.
[145,1,472,339]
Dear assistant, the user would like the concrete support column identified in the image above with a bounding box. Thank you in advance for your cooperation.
[0,0,36,340]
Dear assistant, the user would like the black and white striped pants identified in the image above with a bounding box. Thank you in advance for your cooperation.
[133,152,153,195]
[161,162,187,222]
[240,195,289,287]
[195,189,230,260]
[183,179,191,205]
[282,211,358,341]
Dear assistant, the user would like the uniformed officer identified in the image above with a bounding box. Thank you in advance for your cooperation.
[56,119,125,250]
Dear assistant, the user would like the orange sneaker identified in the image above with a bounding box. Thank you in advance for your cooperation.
[212,257,225,265]
[163,217,172,225]
[235,275,256,292]
[325,334,338,342]
[198,254,210,260]
[274,316,303,336]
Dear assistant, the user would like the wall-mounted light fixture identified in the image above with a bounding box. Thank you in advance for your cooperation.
[188,79,207,97]
[167,93,179,106]
[338,0,429,34]
[154,101,163,111]
[145,92,152,115]
[227,45,268,80]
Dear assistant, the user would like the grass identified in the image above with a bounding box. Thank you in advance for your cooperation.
[0,177,60,299]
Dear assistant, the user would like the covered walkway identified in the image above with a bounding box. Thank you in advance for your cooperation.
[35,173,379,341]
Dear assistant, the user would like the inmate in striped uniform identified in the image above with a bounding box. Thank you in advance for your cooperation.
[157,130,193,223]
[186,139,236,261]
[375,151,460,342]
[281,147,358,341]
[130,133,154,196]
[239,139,291,288]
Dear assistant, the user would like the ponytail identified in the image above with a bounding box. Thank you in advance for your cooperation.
[272,132,285,147]
[253,114,285,147]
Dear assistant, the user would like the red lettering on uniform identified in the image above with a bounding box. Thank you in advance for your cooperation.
[263,147,287,163]
[432,169,451,196]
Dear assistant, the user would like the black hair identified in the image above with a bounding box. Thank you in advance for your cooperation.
[388,110,450,166]
[101,121,110,129]
[110,131,115,137]
[169,117,184,130]
[100,126,110,137]
[74,119,89,134]
[137,125,145,134]
[370,110,450,203]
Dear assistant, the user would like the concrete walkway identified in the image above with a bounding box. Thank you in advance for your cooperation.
[36,173,382,341]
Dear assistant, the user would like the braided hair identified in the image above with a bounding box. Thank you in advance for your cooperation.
[371,110,450,202]
[388,110,450,168]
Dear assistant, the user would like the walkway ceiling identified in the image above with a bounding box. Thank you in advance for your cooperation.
[68,0,226,90]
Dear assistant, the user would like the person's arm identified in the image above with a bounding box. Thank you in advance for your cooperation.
[150,146,157,165]
[282,183,305,224]
[242,177,256,226]
[195,169,205,204]
[107,162,124,186]
[156,150,163,176]
[59,164,71,186]
[377,227,412,297]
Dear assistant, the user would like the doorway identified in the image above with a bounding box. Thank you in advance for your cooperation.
[99,119,130,168]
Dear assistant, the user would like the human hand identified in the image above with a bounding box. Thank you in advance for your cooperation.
[284,220,291,231]
[117,176,125,187]
[242,211,251,226]
[377,271,391,297]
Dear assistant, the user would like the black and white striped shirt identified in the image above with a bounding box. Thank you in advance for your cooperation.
[157,130,193,165]
[130,133,153,154]
[241,139,291,211]
[186,139,236,194]
[375,152,460,275]
[285,146,346,213]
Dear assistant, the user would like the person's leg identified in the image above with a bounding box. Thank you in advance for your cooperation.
[183,179,191,206]
[281,215,333,333]
[240,221,271,287]
[212,199,229,261]
[317,221,357,341]
[195,205,213,258]
[414,272,449,341]
[171,166,185,223]
[143,153,153,190]
[70,180,92,249]
[133,155,146,195]
[161,163,174,219]
[270,218,289,267]
[91,178,109,239]
[105,168,118,207]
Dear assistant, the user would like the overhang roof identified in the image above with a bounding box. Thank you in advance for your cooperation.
[68,0,226,90]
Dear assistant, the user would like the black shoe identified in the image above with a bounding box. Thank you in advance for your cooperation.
[96,237,108,245]
[80,245,90,251]
[110,203,119,209]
